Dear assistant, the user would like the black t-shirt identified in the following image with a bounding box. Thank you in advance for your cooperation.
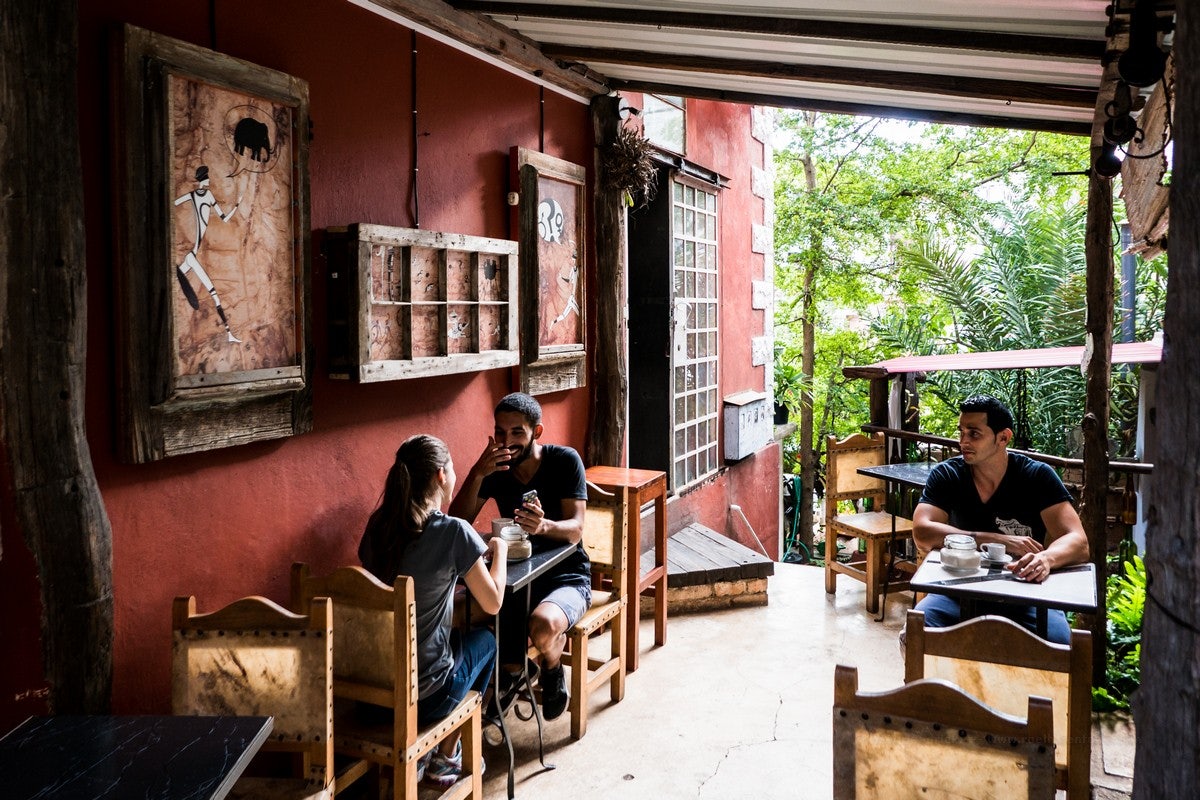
[480,443,590,587]
[918,453,1074,544]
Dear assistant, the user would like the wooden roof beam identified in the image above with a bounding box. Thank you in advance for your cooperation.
[553,46,1097,108]
[369,0,610,96]
[612,79,1092,136]
[453,2,1106,60]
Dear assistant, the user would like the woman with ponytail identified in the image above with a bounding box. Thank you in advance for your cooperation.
[359,434,507,788]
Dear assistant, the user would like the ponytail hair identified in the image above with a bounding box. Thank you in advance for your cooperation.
[361,434,450,582]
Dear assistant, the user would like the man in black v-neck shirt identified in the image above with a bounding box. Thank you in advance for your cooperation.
[911,395,1090,643]
[449,392,588,720]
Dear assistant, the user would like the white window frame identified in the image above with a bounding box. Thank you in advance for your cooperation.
[669,175,719,491]
[643,95,686,154]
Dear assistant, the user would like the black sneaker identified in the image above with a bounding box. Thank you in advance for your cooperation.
[540,664,569,721]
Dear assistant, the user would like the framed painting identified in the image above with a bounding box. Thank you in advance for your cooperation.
[512,147,587,395]
[113,24,311,462]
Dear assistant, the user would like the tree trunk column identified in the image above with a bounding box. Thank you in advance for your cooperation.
[0,0,114,713]
[587,95,628,467]
[1083,146,1114,687]
[1134,2,1200,793]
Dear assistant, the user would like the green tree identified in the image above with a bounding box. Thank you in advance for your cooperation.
[774,113,1097,547]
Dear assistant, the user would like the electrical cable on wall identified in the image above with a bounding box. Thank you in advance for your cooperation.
[539,85,545,152]
[208,0,218,50]
[411,30,421,228]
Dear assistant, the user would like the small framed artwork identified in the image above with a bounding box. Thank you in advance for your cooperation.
[512,147,587,395]
[113,24,311,462]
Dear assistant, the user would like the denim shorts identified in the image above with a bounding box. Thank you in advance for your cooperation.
[539,584,592,629]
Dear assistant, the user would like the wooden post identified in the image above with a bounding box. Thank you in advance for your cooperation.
[1082,145,1114,687]
[1134,2,1200,793]
[586,95,628,467]
[0,0,114,712]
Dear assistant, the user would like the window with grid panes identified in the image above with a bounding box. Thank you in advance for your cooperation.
[671,179,719,490]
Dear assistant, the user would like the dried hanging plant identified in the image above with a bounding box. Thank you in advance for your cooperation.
[601,125,658,209]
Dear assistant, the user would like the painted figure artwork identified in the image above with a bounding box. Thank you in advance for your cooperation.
[536,176,583,348]
[168,74,298,380]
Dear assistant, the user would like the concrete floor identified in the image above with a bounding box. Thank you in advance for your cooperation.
[480,562,907,800]
[480,561,1135,800]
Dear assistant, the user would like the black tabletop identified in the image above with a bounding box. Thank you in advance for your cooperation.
[505,541,577,591]
[1,714,273,800]
[857,461,940,490]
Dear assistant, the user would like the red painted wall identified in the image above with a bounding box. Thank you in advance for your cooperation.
[0,1,775,727]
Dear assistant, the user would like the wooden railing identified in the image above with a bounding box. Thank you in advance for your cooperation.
[860,424,1154,475]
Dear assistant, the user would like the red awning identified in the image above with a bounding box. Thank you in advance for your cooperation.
[845,340,1162,379]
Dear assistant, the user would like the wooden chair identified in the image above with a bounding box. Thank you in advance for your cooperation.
[833,664,1056,800]
[291,564,482,800]
[903,610,1093,799]
[558,481,629,740]
[823,432,915,613]
[171,595,336,800]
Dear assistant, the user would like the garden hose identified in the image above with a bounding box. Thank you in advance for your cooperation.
[783,474,811,563]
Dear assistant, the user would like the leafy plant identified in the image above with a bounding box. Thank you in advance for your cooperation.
[1093,555,1145,711]
[601,125,657,209]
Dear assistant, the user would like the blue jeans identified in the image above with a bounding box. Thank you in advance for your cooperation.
[418,627,496,727]
[914,593,1072,645]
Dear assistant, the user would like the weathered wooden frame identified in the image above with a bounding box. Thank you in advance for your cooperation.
[113,24,312,462]
[324,224,520,381]
[513,147,588,395]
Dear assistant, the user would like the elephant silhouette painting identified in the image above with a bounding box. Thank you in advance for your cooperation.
[233,117,272,162]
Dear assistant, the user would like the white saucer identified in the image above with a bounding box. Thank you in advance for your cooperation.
[982,554,1013,566]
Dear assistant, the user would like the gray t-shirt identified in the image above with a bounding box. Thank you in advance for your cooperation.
[395,512,487,698]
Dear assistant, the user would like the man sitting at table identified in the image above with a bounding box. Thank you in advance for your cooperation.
[449,392,589,721]
[911,394,1090,644]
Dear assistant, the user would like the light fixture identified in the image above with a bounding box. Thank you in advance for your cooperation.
[618,101,641,120]
[1094,141,1124,179]
[1103,81,1139,146]
[1104,114,1139,146]
[1118,0,1168,88]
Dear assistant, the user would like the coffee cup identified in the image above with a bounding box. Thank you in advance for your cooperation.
[491,518,515,538]
[982,543,1006,561]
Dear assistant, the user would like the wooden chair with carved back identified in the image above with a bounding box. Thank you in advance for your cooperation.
[824,432,916,613]
[833,664,1056,799]
[172,595,339,800]
[290,563,482,800]
[903,610,1093,799]
[556,481,629,740]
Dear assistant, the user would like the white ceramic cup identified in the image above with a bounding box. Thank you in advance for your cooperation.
[491,517,515,538]
[982,542,1006,561]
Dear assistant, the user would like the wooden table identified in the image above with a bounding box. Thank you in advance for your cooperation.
[1,714,273,800]
[856,460,939,491]
[856,461,938,618]
[492,541,577,799]
[911,552,1098,639]
[585,466,667,673]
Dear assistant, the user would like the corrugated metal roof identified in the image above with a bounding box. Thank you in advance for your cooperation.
[445,0,1126,134]
[847,340,1163,378]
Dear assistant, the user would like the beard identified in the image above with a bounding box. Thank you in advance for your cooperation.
[508,442,533,466]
